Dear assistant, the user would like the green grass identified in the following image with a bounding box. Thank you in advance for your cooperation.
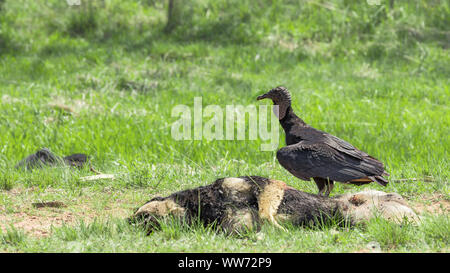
[0,215,448,252]
[0,0,449,252]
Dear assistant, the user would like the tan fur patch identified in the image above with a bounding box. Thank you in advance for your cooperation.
[222,177,253,202]
[222,177,252,193]
[223,207,255,232]
[135,199,185,217]
[335,190,420,224]
[258,179,287,230]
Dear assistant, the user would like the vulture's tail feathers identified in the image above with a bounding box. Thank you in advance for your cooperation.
[369,175,389,186]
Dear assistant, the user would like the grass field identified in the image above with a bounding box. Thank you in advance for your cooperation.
[0,0,449,252]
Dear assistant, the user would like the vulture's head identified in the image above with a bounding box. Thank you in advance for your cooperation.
[257,86,291,119]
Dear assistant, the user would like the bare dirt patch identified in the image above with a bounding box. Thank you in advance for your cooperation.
[0,188,139,237]
[0,205,100,237]
[1,211,78,237]
[409,194,450,215]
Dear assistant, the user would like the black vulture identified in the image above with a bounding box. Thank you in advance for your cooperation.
[257,86,389,196]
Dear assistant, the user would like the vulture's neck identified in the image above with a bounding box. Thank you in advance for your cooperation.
[279,106,309,145]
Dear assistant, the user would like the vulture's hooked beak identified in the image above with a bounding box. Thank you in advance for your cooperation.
[257,93,269,101]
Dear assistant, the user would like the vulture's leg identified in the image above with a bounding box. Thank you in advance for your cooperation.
[313,177,327,196]
[324,180,334,197]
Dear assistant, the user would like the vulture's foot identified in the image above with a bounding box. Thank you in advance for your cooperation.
[314,177,334,197]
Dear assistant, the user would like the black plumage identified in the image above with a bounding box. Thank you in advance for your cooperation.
[257,86,389,196]
[15,148,90,171]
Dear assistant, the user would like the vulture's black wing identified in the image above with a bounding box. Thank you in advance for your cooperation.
[298,126,370,160]
[323,134,370,160]
[276,140,388,185]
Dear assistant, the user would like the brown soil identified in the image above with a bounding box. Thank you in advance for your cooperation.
[0,188,137,237]
[409,193,450,215]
